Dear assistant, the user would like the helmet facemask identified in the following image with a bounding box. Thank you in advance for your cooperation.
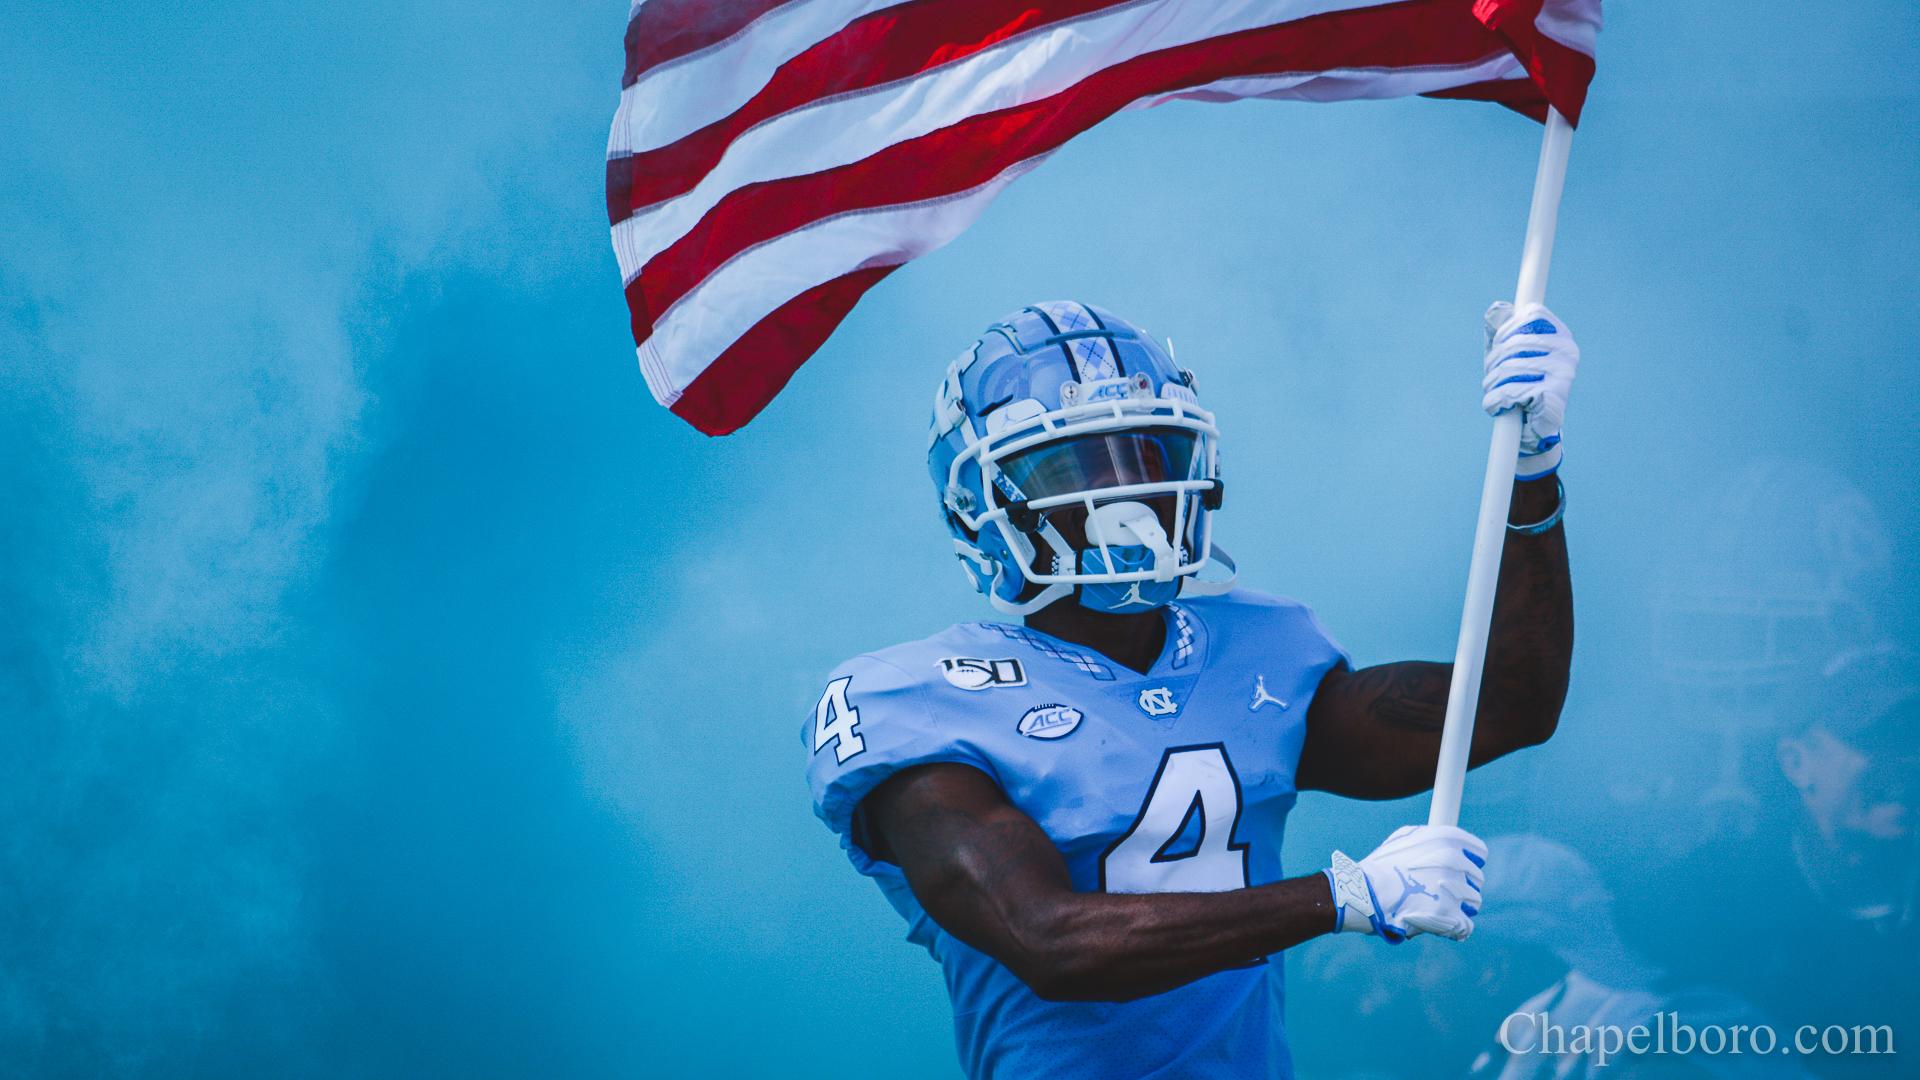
[947,382,1229,615]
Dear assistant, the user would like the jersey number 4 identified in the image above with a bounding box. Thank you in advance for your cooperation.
[1100,744,1249,894]
[812,677,865,764]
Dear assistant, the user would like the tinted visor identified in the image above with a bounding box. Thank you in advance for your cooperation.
[999,428,1199,502]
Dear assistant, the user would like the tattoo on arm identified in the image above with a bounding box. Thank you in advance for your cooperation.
[1348,661,1447,732]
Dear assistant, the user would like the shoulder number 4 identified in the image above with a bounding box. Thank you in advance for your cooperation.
[812,677,865,764]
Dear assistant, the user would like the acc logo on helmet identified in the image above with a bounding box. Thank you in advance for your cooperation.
[940,657,1027,691]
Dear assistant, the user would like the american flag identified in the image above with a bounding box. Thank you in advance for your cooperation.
[608,0,1599,435]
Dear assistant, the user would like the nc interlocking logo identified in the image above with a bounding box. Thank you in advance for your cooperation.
[1137,686,1178,717]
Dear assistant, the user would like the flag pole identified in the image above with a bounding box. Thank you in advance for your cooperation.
[1427,106,1574,829]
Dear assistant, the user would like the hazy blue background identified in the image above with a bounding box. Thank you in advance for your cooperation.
[2,0,1916,1076]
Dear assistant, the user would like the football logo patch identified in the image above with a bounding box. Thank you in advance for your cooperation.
[1137,686,1179,717]
[940,657,1027,691]
[1017,704,1083,740]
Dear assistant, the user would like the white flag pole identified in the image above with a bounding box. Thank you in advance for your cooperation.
[1427,106,1574,830]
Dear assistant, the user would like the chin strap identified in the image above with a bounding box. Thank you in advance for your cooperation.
[987,578,1075,616]
[966,506,1237,614]
[1039,521,1075,571]
[1178,545,1238,597]
[955,537,1076,616]
[966,542,1239,614]
[954,539,996,583]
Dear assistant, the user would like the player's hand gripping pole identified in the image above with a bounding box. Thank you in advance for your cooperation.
[1427,107,1574,830]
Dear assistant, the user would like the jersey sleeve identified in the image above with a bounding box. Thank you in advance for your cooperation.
[1297,601,1352,672]
[802,652,997,871]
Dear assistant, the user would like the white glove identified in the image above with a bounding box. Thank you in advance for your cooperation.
[1323,825,1487,943]
[1482,302,1578,479]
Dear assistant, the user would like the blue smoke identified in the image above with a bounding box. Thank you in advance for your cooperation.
[1,0,1916,1077]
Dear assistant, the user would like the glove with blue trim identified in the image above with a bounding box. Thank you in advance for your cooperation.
[1482,302,1579,480]
[1324,824,1487,943]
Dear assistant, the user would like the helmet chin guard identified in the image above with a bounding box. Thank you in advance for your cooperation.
[1076,502,1179,612]
[928,302,1236,615]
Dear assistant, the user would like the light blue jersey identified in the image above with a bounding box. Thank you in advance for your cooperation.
[804,589,1347,1080]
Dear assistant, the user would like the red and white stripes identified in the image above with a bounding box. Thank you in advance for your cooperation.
[609,0,1598,435]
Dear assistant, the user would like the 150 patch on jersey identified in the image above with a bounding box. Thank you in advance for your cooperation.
[939,657,1026,691]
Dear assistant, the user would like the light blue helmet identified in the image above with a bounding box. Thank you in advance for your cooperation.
[928,301,1235,615]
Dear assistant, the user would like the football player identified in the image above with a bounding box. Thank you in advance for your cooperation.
[804,300,1576,1078]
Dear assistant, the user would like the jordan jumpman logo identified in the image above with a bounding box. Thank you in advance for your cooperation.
[1112,581,1153,608]
[1249,675,1287,712]
[1390,868,1440,916]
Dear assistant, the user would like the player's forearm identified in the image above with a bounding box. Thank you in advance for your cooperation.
[869,764,1341,1004]
[1002,874,1338,1002]
[1475,474,1573,757]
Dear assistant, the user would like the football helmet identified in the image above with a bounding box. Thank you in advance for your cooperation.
[928,301,1234,615]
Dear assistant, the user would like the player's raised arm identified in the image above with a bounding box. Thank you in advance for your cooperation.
[1296,304,1578,800]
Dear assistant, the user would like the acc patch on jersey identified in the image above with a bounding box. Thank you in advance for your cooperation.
[1017,703,1083,740]
[940,657,1026,691]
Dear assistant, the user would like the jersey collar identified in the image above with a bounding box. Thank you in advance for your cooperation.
[979,604,1207,683]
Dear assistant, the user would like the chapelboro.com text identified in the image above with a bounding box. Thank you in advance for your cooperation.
[1497,1011,1895,1066]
